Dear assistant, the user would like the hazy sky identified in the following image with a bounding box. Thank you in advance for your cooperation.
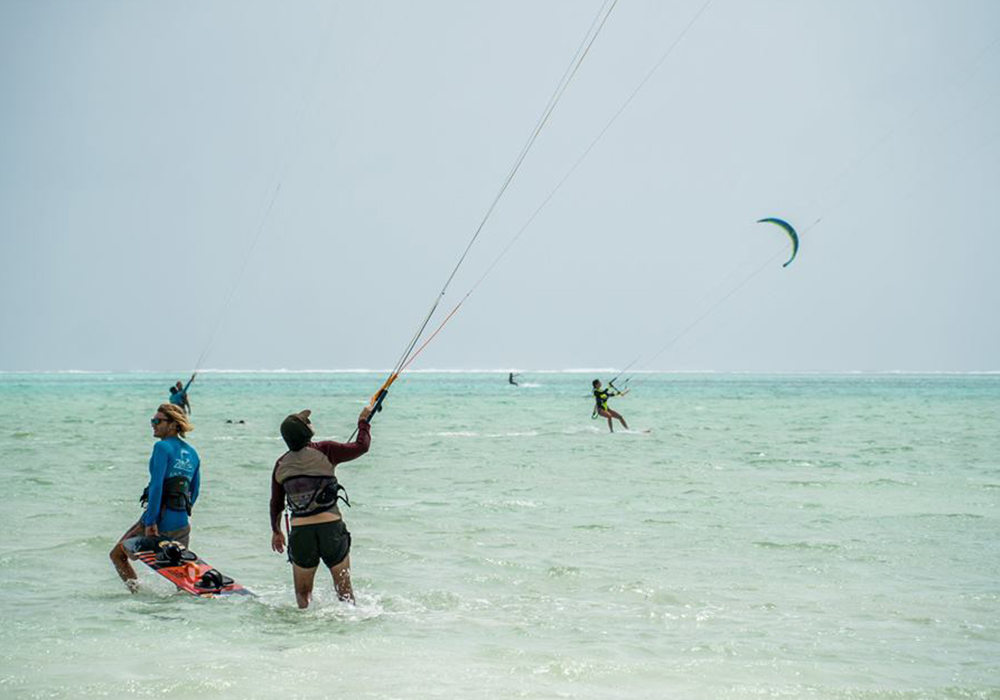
[1,0,998,372]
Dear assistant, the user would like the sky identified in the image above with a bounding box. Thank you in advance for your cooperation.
[1,0,998,372]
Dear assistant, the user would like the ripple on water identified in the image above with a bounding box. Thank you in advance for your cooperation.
[2,372,998,698]
[865,478,916,487]
[753,541,842,552]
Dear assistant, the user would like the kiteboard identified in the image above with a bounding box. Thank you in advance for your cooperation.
[134,539,254,598]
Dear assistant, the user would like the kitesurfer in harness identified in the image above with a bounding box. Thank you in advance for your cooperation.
[508,372,519,386]
[109,403,201,591]
[592,379,629,433]
[169,373,196,414]
[269,407,372,608]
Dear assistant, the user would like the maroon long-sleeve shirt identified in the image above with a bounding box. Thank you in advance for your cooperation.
[270,421,371,533]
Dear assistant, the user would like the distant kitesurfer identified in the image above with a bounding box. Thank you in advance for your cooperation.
[592,379,629,433]
[508,372,519,386]
[109,403,201,591]
[270,406,372,608]
[170,373,196,415]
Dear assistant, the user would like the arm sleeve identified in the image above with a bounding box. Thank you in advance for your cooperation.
[313,421,371,465]
[190,466,201,506]
[269,463,284,533]
[142,444,169,526]
[183,375,195,393]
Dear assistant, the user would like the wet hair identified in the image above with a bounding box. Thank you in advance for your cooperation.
[169,386,178,394]
[592,379,600,388]
[157,403,193,438]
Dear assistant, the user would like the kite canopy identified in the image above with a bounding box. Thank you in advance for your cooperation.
[757,217,799,267]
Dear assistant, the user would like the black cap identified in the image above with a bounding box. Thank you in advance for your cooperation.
[280,410,314,451]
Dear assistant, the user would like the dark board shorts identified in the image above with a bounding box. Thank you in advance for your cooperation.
[289,519,351,569]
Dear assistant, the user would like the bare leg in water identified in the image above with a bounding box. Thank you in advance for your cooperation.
[292,564,319,609]
[109,520,143,591]
[330,555,354,603]
[292,555,354,608]
[598,408,628,432]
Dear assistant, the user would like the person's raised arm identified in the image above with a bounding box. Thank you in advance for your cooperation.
[313,407,373,465]
[190,465,201,507]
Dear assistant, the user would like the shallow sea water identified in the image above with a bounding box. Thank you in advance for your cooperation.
[0,371,998,699]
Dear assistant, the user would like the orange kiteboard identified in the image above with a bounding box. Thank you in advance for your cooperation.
[135,541,254,598]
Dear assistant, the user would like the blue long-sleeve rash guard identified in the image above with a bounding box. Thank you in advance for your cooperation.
[142,437,200,532]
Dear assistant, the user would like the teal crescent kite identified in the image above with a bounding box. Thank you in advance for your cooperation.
[757,217,799,268]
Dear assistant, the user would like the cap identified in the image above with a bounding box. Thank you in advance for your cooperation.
[280,409,314,451]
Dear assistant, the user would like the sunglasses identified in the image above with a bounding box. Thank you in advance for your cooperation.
[150,418,171,426]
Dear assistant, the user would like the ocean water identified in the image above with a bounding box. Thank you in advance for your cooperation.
[0,371,998,699]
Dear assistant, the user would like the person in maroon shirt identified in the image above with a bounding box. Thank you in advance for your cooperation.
[270,406,372,607]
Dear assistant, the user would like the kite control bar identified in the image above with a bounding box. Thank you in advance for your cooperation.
[364,388,388,425]
[608,379,630,396]
[362,372,400,426]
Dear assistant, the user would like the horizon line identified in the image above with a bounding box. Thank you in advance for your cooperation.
[2,368,999,376]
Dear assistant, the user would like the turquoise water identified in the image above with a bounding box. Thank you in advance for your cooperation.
[1,371,998,699]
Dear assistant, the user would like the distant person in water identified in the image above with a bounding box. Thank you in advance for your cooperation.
[270,406,372,608]
[109,403,201,592]
[170,373,196,414]
[508,372,519,386]
[592,379,628,433]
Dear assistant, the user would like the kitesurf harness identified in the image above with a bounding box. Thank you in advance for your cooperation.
[139,475,194,515]
[163,476,193,514]
[592,382,627,419]
[283,475,350,518]
[592,387,617,418]
[593,388,611,412]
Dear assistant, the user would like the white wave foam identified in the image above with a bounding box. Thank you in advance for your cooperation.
[194,368,1000,375]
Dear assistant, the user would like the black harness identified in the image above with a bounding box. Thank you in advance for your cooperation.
[139,475,193,515]
[283,475,350,518]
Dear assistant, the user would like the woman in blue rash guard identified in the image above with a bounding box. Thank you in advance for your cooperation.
[109,403,201,592]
